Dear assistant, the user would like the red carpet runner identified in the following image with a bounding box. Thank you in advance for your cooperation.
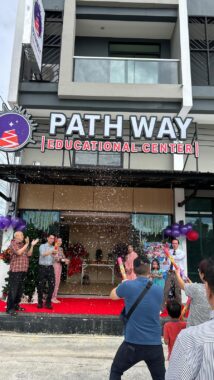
[0,298,188,317]
[0,298,124,315]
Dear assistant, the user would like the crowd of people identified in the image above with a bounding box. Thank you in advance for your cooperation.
[110,242,214,380]
[4,232,214,379]
[124,239,186,306]
[6,232,69,315]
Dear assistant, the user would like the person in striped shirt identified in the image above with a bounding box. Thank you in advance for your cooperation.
[165,257,214,380]
[174,259,211,327]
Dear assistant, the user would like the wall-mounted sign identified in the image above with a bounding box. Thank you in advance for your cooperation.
[39,112,199,157]
[0,104,36,151]
[40,137,199,157]
[23,0,45,71]
[0,109,199,157]
[49,113,193,140]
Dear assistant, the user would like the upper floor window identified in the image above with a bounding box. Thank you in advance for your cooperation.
[189,17,214,86]
[109,43,161,58]
[73,142,122,168]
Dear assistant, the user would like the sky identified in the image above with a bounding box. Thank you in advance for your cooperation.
[0,0,19,214]
[0,0,19,104]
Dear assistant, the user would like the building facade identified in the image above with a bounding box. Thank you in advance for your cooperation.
[1,0,214,293]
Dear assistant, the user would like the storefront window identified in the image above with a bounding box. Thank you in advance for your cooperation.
[131,213,171,245]
[189,17,214,85]
[74,149,122,167]
[186,197,214,282]
[74,151,97,166]
[98,152,121,166]
[21,211,60,232]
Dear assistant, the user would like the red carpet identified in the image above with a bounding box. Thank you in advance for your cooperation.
[0,298,124,315]
[0,298,188,317]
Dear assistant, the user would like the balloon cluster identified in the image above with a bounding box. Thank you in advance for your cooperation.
[0,215,27,231]
[163,222,199,241]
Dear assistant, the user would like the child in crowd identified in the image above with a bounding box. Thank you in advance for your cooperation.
[162,258,170,280]
[163,300,186,360]
[151,258,165,287]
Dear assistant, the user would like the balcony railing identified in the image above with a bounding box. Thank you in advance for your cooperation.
[73,57,180,85]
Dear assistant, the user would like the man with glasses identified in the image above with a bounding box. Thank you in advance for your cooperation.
[163,239,185,306]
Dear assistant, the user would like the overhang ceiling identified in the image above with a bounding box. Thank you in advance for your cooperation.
[1,165,214,190]
[76,19,175,39]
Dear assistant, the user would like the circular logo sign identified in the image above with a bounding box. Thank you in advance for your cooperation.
[34,0,42,38]
[0,104,36,152]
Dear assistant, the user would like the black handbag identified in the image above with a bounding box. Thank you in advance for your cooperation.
[120,280,153,326]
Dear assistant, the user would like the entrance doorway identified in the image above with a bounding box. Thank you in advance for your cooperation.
[59,211,131,296]
[21,209,171,296]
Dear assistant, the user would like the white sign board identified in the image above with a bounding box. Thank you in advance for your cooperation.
[30,0,45,71]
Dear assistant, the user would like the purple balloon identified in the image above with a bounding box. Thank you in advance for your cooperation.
[11,217,21,229]
[165,228,172,236]
[15,220,26,231]
[17,223,26,231]
[180,226,188,235]
[18,218,25,225]
[4,216,11,229]
[172,226,180,231]
[172,223,180,229]
[185,223,193,232]
[0,221,6,229]
[171,230,180,238]
[0,216,10,230]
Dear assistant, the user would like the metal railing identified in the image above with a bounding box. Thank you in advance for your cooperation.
[21,11,62,83]
[73,56,180,85]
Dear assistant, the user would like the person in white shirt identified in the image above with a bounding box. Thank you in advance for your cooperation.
[163,239,186,306]
[165,257,214,380]
[170,239,186,272]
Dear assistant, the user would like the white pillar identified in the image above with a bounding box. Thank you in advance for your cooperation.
[173,0,193,172]
[174,188,188,303]
[0,182,18,298]
[0,227,14,298]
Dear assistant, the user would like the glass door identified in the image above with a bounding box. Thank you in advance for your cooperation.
[186,213,214,282]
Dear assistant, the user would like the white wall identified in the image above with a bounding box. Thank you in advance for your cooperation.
[183,124,214,173]
[130,151,172,170]
[171,19,180,60]
[0,227,13,298]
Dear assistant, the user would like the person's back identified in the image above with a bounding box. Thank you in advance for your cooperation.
[109,256,165,380]
[175,259,212,327]
[185,282,211,326]
[166,315,214,379]
[118,276,163,345]
[163,301,186,359]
